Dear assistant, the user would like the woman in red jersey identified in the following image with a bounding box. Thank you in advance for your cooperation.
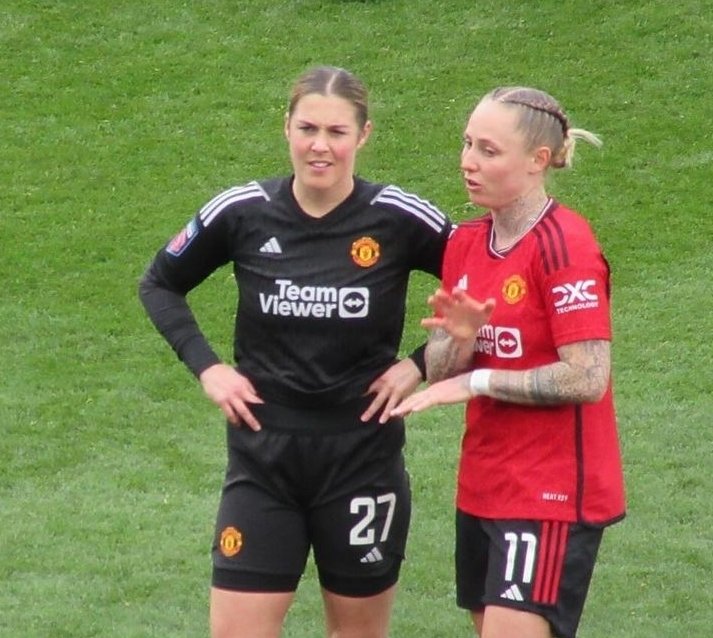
[393,87,625,638]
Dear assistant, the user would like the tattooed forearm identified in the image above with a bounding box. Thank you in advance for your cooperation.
[425,328,475,383]
[488,340,611,406]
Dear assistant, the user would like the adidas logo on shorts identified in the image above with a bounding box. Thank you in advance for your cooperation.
[360,547,384,564]
[500,584,524,601]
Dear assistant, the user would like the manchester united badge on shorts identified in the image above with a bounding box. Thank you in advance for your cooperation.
[219,526,243,557]
[350,236,380,268]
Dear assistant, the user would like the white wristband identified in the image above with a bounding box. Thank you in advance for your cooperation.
[468,369,492,396]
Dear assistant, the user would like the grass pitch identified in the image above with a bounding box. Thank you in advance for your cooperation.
[1,1,711,636]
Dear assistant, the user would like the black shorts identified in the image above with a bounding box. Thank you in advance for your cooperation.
[455,510,603,638]
[211,398,411,597]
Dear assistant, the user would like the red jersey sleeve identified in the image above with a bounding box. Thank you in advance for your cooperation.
[540,213,612,346]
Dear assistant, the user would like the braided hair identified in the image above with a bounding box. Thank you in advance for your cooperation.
[484,87,601,168]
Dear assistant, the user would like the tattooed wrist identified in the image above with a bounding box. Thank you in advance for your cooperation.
[528,367,563,405]
[426,328,474,383]
[489,366,566,405]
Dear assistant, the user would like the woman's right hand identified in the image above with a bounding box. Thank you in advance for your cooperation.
[421,287,496,341]
[391,373,472,416]
[199,364,264,431]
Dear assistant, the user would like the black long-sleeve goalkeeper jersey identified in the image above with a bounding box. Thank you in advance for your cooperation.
[139,176,451,408]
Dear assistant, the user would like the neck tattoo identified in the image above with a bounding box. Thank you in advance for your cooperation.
[493,197,551,251]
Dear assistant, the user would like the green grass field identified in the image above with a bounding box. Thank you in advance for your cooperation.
[2,1,712,636]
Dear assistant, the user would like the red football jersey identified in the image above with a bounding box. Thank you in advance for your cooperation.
[442,200,625,525]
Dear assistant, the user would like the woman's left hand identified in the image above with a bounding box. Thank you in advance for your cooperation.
[361,358,423,424]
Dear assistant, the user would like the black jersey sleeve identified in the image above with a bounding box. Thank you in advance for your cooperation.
[407,342,427,379]
[369,185,452,379]
[138,205,234,378]
[410,213,451,278]
[138,273,221,377]
[371,184,451,277]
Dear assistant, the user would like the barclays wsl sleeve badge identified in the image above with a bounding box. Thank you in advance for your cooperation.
[166,219,199,256]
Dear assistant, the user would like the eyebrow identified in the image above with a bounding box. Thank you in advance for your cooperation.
[295,119,351,130]
[465,133,499,146]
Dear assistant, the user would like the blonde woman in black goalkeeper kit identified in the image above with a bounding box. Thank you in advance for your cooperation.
[139,66,451,637]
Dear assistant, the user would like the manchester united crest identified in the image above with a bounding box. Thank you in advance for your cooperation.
[219,526,243,558]
[502,274,527,304]
[350,236,380,268]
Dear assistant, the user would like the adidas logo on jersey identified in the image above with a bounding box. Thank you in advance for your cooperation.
[259,237,282,254]
[500,584,524,601]
[360,547,384,564]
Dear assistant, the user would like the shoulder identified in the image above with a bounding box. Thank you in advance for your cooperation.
[545,202,597,236]
[533,201,605,272]
[369,183,449,233]
[449,214,490,242]
[197,179,276,227]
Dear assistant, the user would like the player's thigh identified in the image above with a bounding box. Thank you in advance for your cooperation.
[321,585,397,638]
[481,605,551,638]
[210,588,294,638]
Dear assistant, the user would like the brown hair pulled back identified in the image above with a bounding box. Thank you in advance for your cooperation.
[288,66,369,130]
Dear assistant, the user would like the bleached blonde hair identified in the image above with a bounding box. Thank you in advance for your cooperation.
[482,86,602,168]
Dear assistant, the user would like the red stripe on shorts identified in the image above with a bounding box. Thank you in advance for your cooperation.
[532,521,570,605]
